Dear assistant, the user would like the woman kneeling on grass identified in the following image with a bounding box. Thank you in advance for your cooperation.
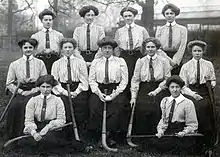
[156,75,198,138]
[23,74,85,152]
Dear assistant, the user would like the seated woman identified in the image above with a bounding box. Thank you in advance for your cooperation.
[130,37,171,135]
[179,40,216,155]
[23,74,84,151]
[156,75,198,138]
[87,36,129,146]
[5,38,47,140]
[51,38,89,140]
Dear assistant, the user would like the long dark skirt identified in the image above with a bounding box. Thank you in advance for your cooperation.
[188,84,215,149]
[5,83,39,140]
[87,83,129,133]
[18,120,85,153]
[60,82,89,140]
[133,81,169,135]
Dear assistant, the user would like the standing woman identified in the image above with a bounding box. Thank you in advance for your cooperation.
[51,38,89,140]
[73,5,105,67]
[31,9,64,74]
[115,7,149,87]
[156,3,187,75]
[179,40,216,154]
[5,38,47,139]
[88,36,128,145]
[130,37,171,135]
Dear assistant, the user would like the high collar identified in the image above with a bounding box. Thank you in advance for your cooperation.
[192,58,203,62]
[166,20,176,27]
[42,27,52,32]
[84,23,94,28]
[168,94,185,104]
[23,55,33,61]
[146,54,157,60]
[40,93,52,99]
[126,22,135,29]
[63,55,75,60]
[102,55,113,61]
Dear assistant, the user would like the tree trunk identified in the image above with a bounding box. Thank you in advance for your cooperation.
[141,0,154,36]
[7,0,13,52]
[52,0,59,30]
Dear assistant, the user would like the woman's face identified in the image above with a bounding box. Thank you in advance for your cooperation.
[123,11,135,25]
[84,10,95,24]
[101,45,113,58]
[39,82,53,96]
[169,82,181,98]
[22,42,35,57]
[145,42,157,56]
[164,8,176,23]
[192,45,203,60]
[61,42,74,57]
[42,15,53,29]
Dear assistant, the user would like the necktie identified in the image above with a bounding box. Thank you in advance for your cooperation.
[149,57,155,81]
[168,23,172,48]
[26,56,30,78]
[196,60,200,85]
[45,29,50,49]
[168,99,176,123]
[41,96,47,121]
[87,24,90,51]
[67,56,72,84]
[105,58,109,84]
[128,25,133,50]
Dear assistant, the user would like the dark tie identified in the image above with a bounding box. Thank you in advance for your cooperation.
[128,25,133,50]
[168,99,176,123]
[105,58,109,84]
[149,57,155,81]
[67,56,72,84]
[26,56,30,78]
[168,23,172,48]
[196,60,200,85]
[87,24,90,51]
[41,96,47,121]
[45,29,50,49]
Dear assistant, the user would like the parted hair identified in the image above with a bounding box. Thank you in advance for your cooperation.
[79,5,99,17]
[97,36,118,49]
[142,37,161,54]
[18,38,38,49]
[35,75,58,87]
[162,3,180,16]
[120,7,138,17]
[166,75,185,88]
[59,38,77,50]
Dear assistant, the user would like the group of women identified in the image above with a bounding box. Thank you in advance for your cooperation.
[4,2,217,156]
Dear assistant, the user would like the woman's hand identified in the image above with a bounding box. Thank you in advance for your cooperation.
[32,132,42,141]
[104,95,112,102]
[148,91,157,96]
[193,93,203,101]
[98,92,106,102]
[130,98,136,108]
[155,131,164,138]
[176,131,185,137]
[70,92,78,98]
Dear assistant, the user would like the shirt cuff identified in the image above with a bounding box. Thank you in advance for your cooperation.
[17,89,24,94]
[74,88,82,95]
[30,130,37,136]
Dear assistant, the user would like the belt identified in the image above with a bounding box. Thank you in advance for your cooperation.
[35,51,59,59]
[20,82,36,91]
[81,50,98,55]
[120,47,141,56]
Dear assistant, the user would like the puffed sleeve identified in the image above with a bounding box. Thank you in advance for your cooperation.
[130,58,142,99]
[157,97,169,133]
[183,99,198,134]
[23,97,37,134]
[6,62,19,94]
[74,60,89,95]
[111,58,128,97]
[47,97,66,129]
[89,59,100,95]
[172,26,187,65]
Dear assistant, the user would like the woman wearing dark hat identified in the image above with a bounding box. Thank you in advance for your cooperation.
[31,9,64,74]
[156,3,187,75]
[156,75,198,138]
[73,5,105,67]
[51,38,89,140]
[22,74,85,152]
[179,40,216,154]
[5,38,47,139]
[115,7,149,93]
[87,36,128,146]
[130,37,171,135]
